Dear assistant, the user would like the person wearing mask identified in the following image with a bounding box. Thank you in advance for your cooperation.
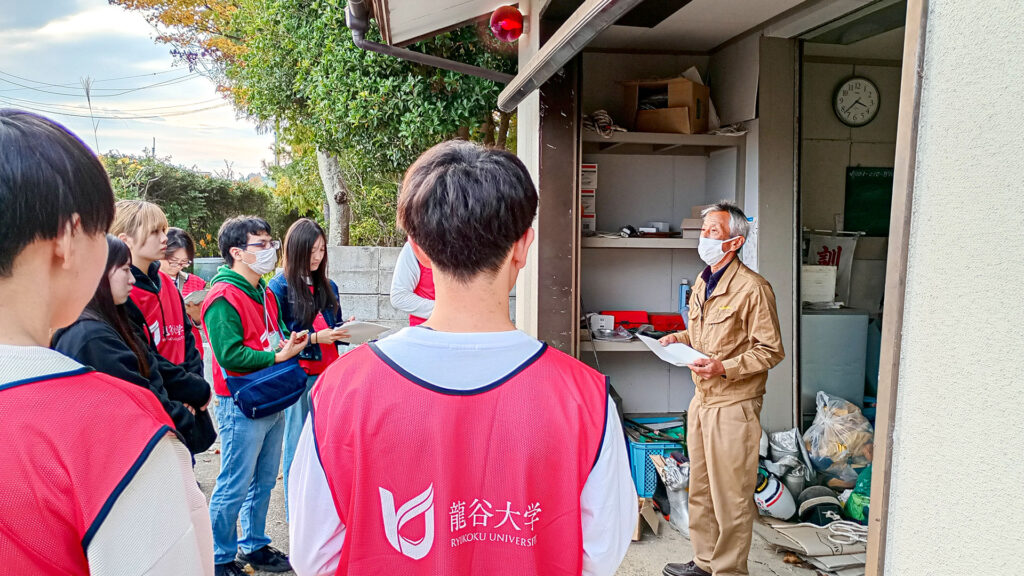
[659,202,785,576]
[161,227,207,358]
[53,235,216,455]
[202,216,308,576]
[111,200,204,378]
[0,108,213,575]
[390,239,434,325]
[288,140,637,576]
[268,218,352,511]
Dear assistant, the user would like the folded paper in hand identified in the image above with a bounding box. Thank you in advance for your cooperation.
[339,321,390,345]
[183,290,208,306]
[637,334,708,366]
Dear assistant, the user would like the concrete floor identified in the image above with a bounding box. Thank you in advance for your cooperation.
[194,399,816,576]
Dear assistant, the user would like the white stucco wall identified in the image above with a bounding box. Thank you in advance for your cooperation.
[885,2,1024,573]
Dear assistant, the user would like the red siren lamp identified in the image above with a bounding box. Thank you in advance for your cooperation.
[490,5,524,42]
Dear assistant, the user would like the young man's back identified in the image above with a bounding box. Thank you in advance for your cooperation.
[288,140,636,576]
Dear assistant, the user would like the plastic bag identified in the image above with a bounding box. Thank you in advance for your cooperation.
[770,428,816,482]
[664,458,690,538]
[803,392,874,485]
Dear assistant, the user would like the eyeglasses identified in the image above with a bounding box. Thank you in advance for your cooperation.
[166,258,192,267]
[243,240,281,251]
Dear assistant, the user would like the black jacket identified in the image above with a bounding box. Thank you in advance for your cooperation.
[52,307,216,454]
[131,261,204,378]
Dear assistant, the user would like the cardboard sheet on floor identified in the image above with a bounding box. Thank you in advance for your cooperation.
[803,553,867,571]
[753,518,867,556]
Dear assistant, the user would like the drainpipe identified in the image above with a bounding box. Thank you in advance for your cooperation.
[345,0,514,85]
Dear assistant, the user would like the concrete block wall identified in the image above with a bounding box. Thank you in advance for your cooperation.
[327,246,517,334]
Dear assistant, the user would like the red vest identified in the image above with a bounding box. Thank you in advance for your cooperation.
[180,273,207,360]
[0,369,174,574]
[131,269,188,365]
[409,262,434,326]
[311,344,608,576]
[202,281,284,397]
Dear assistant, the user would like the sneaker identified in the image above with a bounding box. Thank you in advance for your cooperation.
[237,545,292,573]
[663,561,712,576]
[213,560,248,576]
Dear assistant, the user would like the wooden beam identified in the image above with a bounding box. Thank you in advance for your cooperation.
[535,22,580,354]
[866,1,928,574]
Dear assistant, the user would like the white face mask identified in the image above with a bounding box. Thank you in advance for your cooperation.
[245,247,278,275]
[698,236,739,267]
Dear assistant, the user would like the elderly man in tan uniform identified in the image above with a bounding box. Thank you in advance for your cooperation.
[660,201,784,576]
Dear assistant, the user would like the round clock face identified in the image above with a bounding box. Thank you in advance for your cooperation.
[834,77,880,127]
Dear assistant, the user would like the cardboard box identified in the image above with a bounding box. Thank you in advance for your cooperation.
[632,498,661,541]
[691,204,713,218]
[581,190,596,215]
[681,218,702,230]
[623,77,710,134]
[801,265,837,303]
[581,213,596,233]
[581,163,598,189]
[683,229,701,239]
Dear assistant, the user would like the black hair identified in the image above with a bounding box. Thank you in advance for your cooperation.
[84,235,151,378]
[217,216,271,265]
[283,218,339,326]
[396,140,538,282]
[0,109,115,277]
[165,227,196,262]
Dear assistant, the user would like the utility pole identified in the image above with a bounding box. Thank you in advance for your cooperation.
[152,137,156,158]
[80,77,100,152]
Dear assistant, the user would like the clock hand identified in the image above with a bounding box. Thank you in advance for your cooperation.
[844,99,866,114]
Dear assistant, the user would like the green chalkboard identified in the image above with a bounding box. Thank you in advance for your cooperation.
[845,167,894,236]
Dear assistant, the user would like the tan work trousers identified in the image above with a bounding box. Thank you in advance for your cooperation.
[687,395,763,576]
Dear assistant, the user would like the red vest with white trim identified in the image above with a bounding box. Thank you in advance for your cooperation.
[311,343,608,576]
[202,281,284,397]
[0,369,174,574]
[409,262,434,326]
[180,273,207,360]
[131,269,188,365]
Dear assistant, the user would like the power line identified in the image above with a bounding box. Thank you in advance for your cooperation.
[0,93,225,114]
[0,97,231,120]
[0,71,200,96]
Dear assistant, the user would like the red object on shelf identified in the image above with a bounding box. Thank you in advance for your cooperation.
[490,6,524,42]
[649,313,685,332]
[600,310,649,329]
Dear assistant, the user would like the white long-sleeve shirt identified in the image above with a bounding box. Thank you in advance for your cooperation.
[388,242,435,320]
[288,328,637,576]
[0,345,213,576]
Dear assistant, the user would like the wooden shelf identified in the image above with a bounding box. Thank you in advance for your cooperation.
[582,131,745,152]
[579,339,648,352]
[581,237,698,249]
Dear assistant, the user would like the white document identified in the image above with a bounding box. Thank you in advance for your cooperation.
[183,289,208,305]
[637,334,708,366]
[338,321,390,345]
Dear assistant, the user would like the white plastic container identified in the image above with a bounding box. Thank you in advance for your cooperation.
[754,469,796,520]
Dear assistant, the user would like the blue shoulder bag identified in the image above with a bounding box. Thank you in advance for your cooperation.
[223,290,308,419]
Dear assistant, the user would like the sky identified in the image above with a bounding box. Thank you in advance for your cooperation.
[0,0,274,176]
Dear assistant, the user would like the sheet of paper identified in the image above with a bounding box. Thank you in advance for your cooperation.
[339,321,390,345]
[183,289,208,305]
[637,334,708,367]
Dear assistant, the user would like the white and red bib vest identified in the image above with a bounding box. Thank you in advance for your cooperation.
[202,281,284,396]
[0,369,174,574]
[180,272,207,360]
[311,343,609,576]
[131,269,188,365]
[409,262,434,326]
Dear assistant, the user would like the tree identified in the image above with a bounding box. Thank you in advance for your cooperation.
[102,153,298,257]
[112,0,516,245]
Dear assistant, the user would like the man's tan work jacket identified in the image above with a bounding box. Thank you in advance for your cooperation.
[673,259,785,406]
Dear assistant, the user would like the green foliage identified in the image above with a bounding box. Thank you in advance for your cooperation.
[114,0,518,247]
[102,154,299,257]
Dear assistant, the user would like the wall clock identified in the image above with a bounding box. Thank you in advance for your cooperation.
[834,77,880,127]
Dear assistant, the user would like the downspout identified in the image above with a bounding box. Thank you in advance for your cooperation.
[345,0,514,85]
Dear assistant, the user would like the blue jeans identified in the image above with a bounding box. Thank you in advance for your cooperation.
[209,396,285,565]
[282,374,317,516]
